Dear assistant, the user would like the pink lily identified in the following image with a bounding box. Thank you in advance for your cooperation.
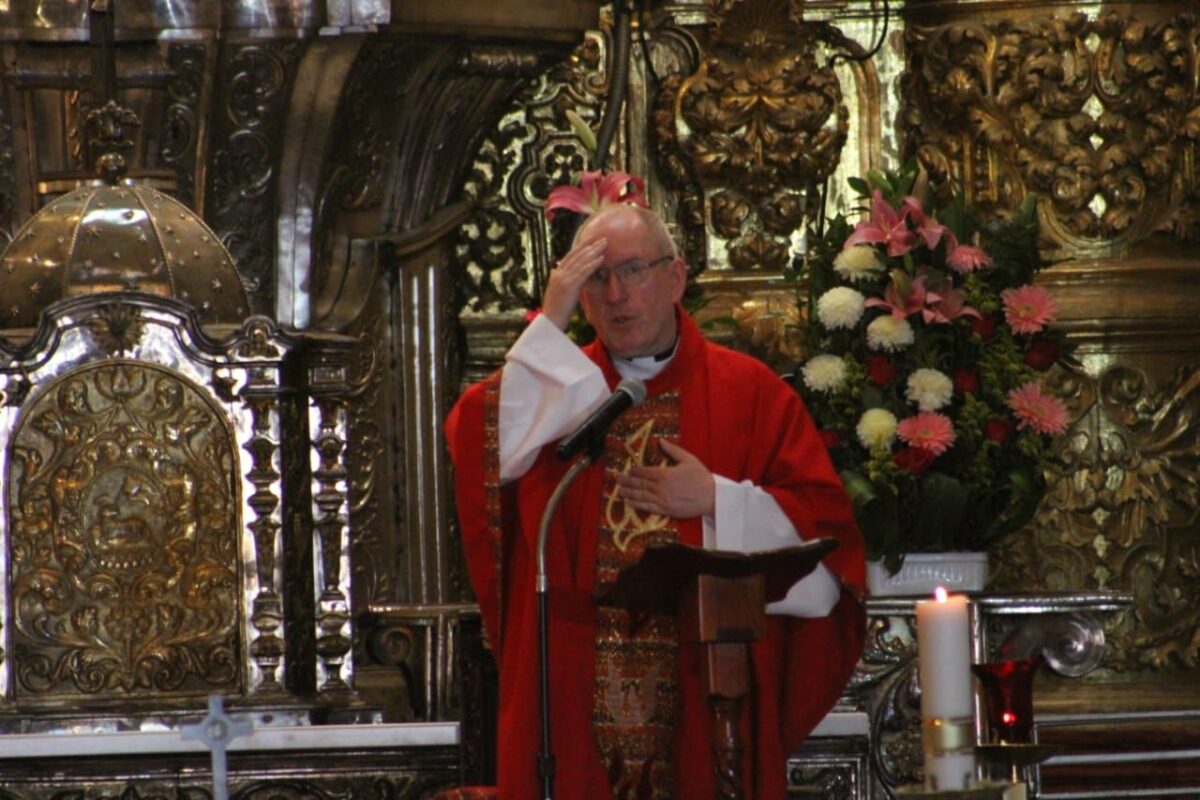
[544,170,648,220]
[901,196,947,250]
[923,285,982,324]
[865,269,933,319]
[844,190,918,257]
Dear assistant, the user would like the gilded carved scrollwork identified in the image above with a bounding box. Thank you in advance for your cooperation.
[652,0,848,271]
[347,302,390,605]
[8,362,240,697]
[210,42,304,311]
[308,40,397,311]
[161,44,206,208]
[28,773,453,800]
[455,32,608,316]
[992,361,1200,670]
[902,2,1200,676]
[850,614,922,792]
[903,10,1200,254]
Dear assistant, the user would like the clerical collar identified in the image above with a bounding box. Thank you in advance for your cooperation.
[612,337,679,382]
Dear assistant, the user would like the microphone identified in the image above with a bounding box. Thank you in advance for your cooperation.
[555,378,647,461]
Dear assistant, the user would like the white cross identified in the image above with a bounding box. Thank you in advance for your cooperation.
[181,695,253,800]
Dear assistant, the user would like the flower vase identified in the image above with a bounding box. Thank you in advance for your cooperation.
[866,552,988,597]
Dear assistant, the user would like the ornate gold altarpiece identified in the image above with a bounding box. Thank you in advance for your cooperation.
[0,0,1196,797]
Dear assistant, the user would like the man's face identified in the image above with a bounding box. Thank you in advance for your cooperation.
[576,208,685,359]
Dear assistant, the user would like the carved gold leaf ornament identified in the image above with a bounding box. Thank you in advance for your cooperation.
[904,10,1200,252]
[903,5,1200,672]
[656,0,848,270]
[993,361,1200,669]
[730,299,804,362]
[9,363,240,696]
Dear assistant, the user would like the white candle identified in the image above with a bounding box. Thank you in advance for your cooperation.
[916,586,975,791]
[917,587,972,717]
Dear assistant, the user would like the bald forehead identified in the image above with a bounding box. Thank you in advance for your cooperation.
[575,205,677,257]
[576,205,646,242]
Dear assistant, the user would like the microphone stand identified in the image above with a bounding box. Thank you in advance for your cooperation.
[535,436,604,800]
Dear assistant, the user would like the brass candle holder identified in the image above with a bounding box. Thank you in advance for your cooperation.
[921,715,976,792]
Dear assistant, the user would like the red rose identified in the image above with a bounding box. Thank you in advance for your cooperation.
[893,446,936,474]
[984,417,1014,443]
[523,307,542,325]
[866,354,897,387]
[819,429,840,450]
[1024,338,1061,371]
[971,314,998,341]
[953,368,979,395]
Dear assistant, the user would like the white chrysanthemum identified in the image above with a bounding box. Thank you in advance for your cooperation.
[801,354,847,393]
[906,368,954,411]
[856,408,898,450]
[866,315,916,352]
[816,287,865,330]
[833,245,886,283]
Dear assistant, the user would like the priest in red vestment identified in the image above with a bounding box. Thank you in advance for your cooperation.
[445,201,865,799]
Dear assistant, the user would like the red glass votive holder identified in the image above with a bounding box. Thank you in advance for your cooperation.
[971,654,1043,744]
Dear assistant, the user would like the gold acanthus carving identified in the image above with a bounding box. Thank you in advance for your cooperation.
[904,10,1200,254]
[730,298,804,364]
[991,361,1200,670]
[8,363,240,696]
[654,0,848,272]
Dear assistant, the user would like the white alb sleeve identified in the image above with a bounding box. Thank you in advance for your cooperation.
[498,314,610,481]
[702,475,841,618]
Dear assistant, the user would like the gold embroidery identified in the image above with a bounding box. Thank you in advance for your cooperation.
[593,391,682,799]
[605,418,668,552]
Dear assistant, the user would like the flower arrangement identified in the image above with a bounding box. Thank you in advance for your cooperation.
[793,163,1071,573]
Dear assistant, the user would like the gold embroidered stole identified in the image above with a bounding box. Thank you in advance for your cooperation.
[592,391,681,800]
[481,374,504,642]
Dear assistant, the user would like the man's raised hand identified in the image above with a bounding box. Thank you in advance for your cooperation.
[542,237,607,330]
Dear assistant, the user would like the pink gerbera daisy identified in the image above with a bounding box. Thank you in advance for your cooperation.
[1006,382,1070,435]
[947,243,993,274]
[1001,284,1058,334]
[942,231,994,274]
[896,412,957,455]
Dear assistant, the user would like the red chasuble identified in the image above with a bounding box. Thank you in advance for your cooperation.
[445,309,865,800]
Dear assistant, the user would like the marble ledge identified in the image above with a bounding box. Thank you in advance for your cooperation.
[809,710,870,738]
[866,591,1132,616]
[0,721,459,759]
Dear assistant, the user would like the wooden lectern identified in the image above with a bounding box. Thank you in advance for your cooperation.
[597,538,839,800]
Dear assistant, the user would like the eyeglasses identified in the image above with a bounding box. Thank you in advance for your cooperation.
[583,255,675,293]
